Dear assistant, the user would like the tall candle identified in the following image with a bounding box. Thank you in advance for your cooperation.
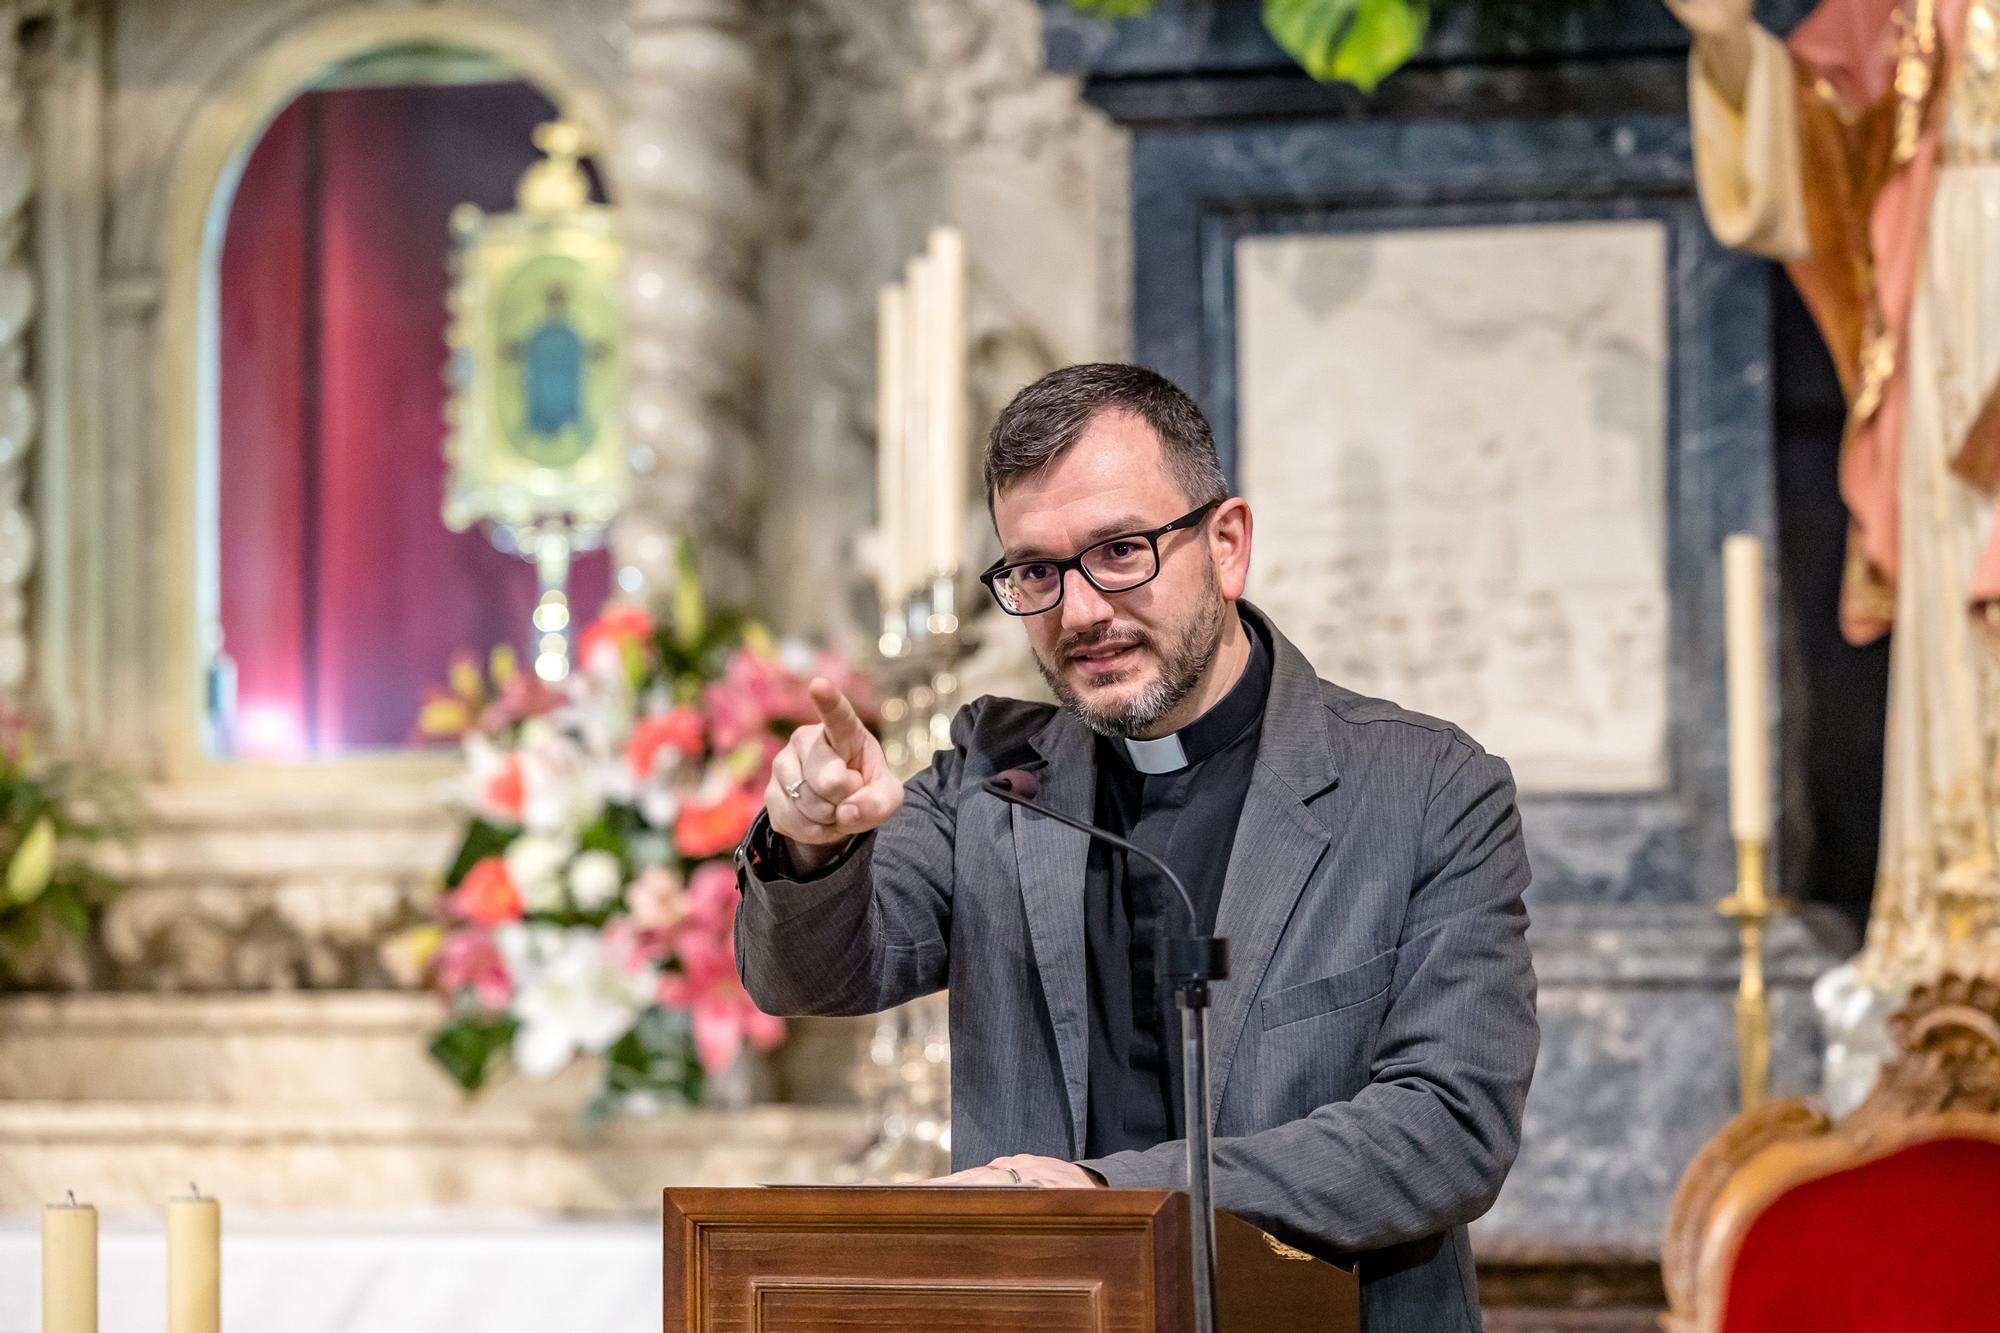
[925,225,968,576]
[1722,533,1771,843]
[903,254,934,587]
[42,1195,96,1333]
[876,282,909,614]
[167,1190,220,1333]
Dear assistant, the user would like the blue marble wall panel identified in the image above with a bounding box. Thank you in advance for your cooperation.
[1126,112,1774,910]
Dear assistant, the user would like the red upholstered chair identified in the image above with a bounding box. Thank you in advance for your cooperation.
[1662,977,2000,1333]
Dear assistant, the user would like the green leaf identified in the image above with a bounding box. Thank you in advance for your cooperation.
[43,885,92,942]
[428,1012,518,1093]
[444,819,517,888]
[1263,0,1358,80]
[6,816,56,905]
[1262,0,1427,91]
[1332,0,1427,91]
[670,539,706,651]
[1069,0,1156,16]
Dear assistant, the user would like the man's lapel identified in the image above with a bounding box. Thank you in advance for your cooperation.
[1206,606,1342,1120]
[1014,709,1096,1155]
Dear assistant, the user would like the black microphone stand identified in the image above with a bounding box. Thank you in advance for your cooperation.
[985,774,1227,1333]
[1163,930,1228,1333]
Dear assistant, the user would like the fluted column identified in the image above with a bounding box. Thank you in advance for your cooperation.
[0,4,34,691]
[618,0,764,606]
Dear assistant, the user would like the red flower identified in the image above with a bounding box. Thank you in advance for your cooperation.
[675,787,761,859]
[449,857,522,925]
[577,604,654,675]
[481,755,526,822]
[626,706,705,780]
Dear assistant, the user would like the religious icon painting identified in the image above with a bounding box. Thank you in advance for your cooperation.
[442,121,625,548]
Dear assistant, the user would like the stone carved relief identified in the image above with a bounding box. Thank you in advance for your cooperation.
[0,5,34,691]
[1237,221,1671,794]
[757,0,1121,679]
[772,0,1091,238]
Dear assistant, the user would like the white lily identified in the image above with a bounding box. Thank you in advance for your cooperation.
[568,849,626,912]
[504,831,576,914]
[497,924,660,1080]
[516,723,604,835]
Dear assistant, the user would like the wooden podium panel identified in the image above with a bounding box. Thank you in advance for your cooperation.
[663,1186,1357,1333]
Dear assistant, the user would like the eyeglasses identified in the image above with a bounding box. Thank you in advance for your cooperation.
[978,500,1223,617]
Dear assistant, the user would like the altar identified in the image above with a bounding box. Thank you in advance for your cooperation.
[0,1214,660,1333]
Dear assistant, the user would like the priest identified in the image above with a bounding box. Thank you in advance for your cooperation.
[734,363,1538,1333]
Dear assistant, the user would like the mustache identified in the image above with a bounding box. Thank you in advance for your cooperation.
[1056,628,1150,662]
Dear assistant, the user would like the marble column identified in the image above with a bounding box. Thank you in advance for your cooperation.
[0,4,35,692]
[617,0,764,607]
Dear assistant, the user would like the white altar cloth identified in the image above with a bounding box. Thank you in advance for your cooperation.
[0,1212,658,1333]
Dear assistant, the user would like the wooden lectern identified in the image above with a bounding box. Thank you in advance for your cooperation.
[663,1187,1358,1332]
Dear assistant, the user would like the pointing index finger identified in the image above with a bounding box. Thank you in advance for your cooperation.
[809,678,867,760]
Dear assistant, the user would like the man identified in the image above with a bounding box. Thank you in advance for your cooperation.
[734,363,1537,1333]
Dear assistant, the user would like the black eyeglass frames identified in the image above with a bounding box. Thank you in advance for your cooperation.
[977,499,1224,617]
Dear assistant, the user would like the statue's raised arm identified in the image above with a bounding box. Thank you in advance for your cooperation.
[1662,0,1813,258]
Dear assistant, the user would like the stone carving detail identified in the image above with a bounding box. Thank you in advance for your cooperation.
[1236,221,1671,794]
[0,5,35,691]
[617,0,766,607]
[757,0,1117,667]
[7,877,435,993]
[772,0,1090,236]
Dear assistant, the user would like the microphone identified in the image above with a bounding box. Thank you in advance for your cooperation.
[985,763,1228,1333]
[986,768,1198,932]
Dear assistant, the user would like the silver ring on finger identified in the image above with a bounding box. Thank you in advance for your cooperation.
[1002,1166,1022,1185]
[784,777,807,800]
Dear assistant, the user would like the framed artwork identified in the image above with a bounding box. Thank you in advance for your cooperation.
[443,122,624,544]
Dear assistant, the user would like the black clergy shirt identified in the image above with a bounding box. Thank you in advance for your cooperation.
[1082,614,1272,1158]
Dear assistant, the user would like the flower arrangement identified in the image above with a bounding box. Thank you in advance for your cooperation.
[0,702,128,988]
[396,578,876,1116]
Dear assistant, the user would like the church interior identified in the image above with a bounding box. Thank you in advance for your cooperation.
[4,0,2000,1329]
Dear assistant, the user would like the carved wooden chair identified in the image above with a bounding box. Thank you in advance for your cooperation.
[1662,976,2000,1332]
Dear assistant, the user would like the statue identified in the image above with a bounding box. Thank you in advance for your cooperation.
[1663,0,2000,998]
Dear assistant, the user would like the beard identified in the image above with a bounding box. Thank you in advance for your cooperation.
[1033,561,1228,739]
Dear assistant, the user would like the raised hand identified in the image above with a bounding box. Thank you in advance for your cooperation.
[764,677,905,863]
[1661,0,1754,104]
[1661,0,1751,39]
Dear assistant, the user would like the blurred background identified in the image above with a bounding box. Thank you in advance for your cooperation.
[0,0,1963,1329]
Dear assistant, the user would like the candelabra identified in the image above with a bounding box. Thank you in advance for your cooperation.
[1718,837,1779,1112]
[842,568,966,1182]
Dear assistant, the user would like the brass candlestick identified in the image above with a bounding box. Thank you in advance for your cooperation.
[1717,838,1775,1112]
[846,570,967,1181]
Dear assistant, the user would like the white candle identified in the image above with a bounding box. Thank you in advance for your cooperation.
[42,1195,96,1333]
[1722,533,1771,842]
[876,282,909,614]
[926,225,968,577]
[167,1190,220,1333]
[903,254,934,587]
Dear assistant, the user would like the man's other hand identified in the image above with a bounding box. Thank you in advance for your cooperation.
[924,1155,1106,1188]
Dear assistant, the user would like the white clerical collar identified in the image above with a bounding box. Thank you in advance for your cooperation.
[1121,732,1189,775]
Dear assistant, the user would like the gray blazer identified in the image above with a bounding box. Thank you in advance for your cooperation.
[734,603,1537,1333]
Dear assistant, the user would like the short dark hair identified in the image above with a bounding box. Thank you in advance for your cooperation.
[983,363,1230,514]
